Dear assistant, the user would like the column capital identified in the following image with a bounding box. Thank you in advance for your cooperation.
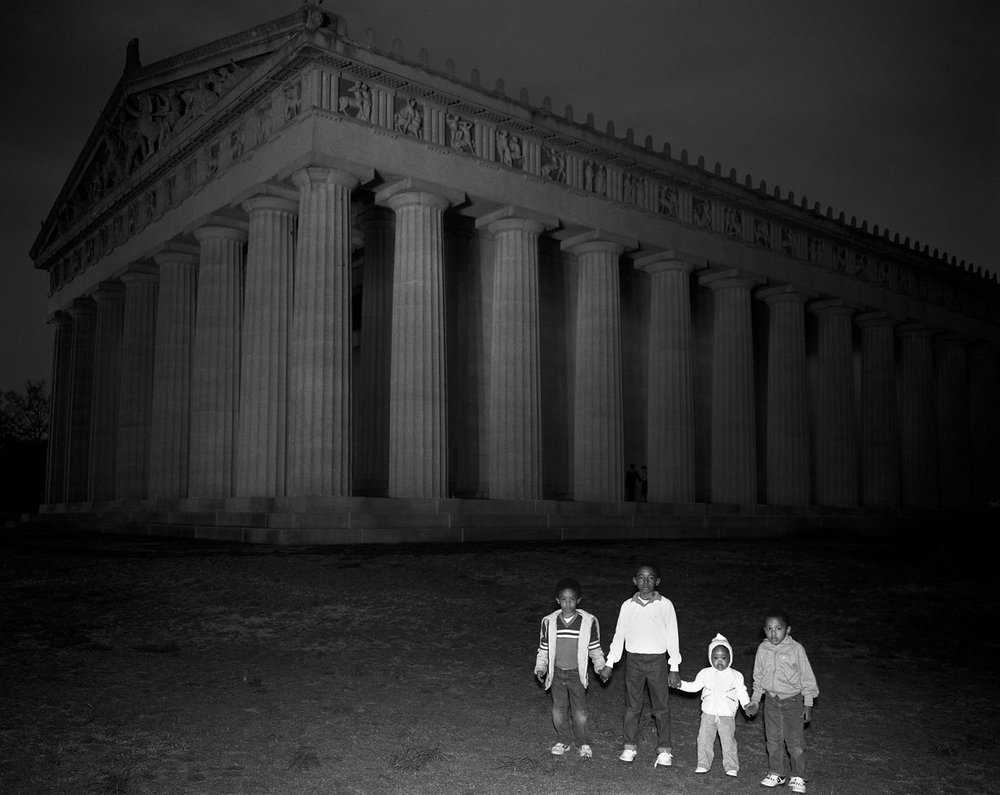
[119,262,159,284]
[896,322,934,339]
[47,310,72,326]
[374,177,464,209]
[855,311,897,330]
[560,229,636,255]
[474,205,558,233]
[241,194,299,216]
[291,165,362,192]
[152,248,199,268]
[756,284,817,304]
[277,153,374,186]
[192,223,249,244]
[698,268,761,291]
[357,205,394,230]
[632,249,707,274]
[91,281,126,303]
[934,331,969,350]
[232,182,298,210]
[65,297,97,318]
[808,298,862,318]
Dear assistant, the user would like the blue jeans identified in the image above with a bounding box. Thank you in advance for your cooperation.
[763,693,806,778]
[623,653,671,751]
[551,668,589,746]
[697,712,738,772]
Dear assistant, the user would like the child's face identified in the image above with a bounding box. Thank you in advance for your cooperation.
[633,567,660,597]
[556,588,580,618]
[711,645,731,670]
[764,617,790,645]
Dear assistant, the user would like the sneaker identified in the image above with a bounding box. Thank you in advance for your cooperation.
[695,767,709,774]
[578,744,593,759]
[550,742,572,756]
[653,750,673,768]
[726,770,738,777]
[789,777,806,793]
[760,773,787,788]
[619,748,637,763]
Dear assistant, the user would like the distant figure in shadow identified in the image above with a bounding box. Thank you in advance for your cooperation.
[625,464,639,501]
[639,466,648,502]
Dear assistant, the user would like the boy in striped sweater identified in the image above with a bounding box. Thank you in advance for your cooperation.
[534,578,608,758]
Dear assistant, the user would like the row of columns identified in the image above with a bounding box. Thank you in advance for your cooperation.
[44,167,995,511]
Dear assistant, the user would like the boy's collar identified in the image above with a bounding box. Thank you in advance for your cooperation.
[631,591,661,605]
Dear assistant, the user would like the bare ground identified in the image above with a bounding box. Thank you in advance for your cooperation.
[2,526,996,794]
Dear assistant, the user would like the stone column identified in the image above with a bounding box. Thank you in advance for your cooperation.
[634,252,702,503]
[115,264,159,500]
[45,312,73,504]
[189,224,247,499]
[857,312,900,507]
[700,270,760,505]
[355,206,394,497]
[149,248,199,499]
[935,333,972,509]
[897,324,938,509]
[562,231,631,503]
[478,208,553,500]
[64,300,97,503]
[809,300,857,507]
[236,192,298,498]
[376,181,459,499]
[285,168,359,497]
[759,285,813,506]
[970,345,1000,505]
[87,282,125,502]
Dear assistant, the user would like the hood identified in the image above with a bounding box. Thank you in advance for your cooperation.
[707,632,733,670]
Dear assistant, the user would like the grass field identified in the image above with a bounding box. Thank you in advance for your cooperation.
[2,527,996,794]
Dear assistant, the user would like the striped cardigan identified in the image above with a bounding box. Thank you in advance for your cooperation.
[534,609,607,688]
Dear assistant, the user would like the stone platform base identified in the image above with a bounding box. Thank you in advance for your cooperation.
[31,497,952,544]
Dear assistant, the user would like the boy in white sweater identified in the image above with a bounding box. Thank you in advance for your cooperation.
[603,563,681,767]
[674,632,750,776]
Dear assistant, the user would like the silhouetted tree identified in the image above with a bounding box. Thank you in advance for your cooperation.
[0,380,49,517]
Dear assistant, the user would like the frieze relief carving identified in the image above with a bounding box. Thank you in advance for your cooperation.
[657,185,679,218]
[446,112,475,153]
[338,80,373,122]
[394,98,424,137]
[495,128,523,168]
[692,197,711,228]
[723,208,743,239]
[540,146,566,183]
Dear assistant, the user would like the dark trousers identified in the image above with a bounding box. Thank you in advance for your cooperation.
[623,653,671,751]
[763,693,806,778]
[551,668,589,746]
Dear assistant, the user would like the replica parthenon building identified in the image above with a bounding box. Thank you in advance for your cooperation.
[32,7,1000,542]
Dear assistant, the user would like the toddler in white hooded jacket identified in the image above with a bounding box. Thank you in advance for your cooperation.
[674,632,750,776]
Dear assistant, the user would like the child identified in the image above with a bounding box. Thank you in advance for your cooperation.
[674,632,750,776]
[745,610,819,794]
[533,577,607,758]
[603,563,681,767]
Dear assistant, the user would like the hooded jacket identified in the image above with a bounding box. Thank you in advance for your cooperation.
[678,633,750,717]
[534,608,606,688]
[749,632,819,707]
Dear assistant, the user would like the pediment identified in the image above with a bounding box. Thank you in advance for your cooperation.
[31,5,332,263]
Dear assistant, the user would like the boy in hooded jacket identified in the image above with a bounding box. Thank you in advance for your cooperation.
[534,578,608,758]
[674,632,750,776]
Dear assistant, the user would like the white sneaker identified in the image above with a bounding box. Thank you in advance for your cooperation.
[760,773,787,787]
[789,776,806,793]
[578,744,593,759]
[726,770,738,777]
[619,747,637,763]
[550,742,572,755]
[653,750,673,767]
[695,766,709,773]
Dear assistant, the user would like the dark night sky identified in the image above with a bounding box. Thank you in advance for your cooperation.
[1,0,996,392]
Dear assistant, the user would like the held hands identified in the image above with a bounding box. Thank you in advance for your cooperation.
[598,666,612,682]
[667,671,681,689]
[535,669,546,683]
[745,703,759,718]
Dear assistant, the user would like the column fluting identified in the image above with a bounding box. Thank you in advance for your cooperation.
[149,249,199,499]
[189,224,247,499]
[759,285,811,506]
[236,194,298,498]
[635,254,699,503]
[897,324,938,509]
[809,300,858,507]
[700,270,760,505]
[64,300,97,503]
[87,282,125,501]
[857,312,900,507]
[45,312,73,504]
[286,168,358,497]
